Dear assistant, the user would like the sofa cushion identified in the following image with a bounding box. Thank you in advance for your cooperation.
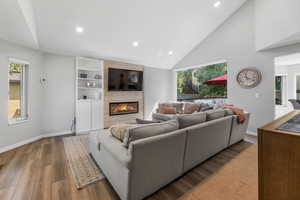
[223,108,234,116]
[152,113,177,121]
[183,103,201,114]
[177,112,207,129]
[136,118,160,124]
[199,103,214,112]
[205,109,225,121]
[110,124,138,142]
[123,119,179,147]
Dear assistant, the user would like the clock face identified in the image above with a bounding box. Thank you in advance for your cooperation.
[237,68,261,88]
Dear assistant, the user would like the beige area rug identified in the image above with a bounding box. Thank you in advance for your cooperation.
[180,144,258,200]
[63,135,105,189]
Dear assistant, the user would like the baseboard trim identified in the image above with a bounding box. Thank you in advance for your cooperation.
[247,130,257,136]
[43,131,73,138]
[0,131,72,154]
[0,135,43,154]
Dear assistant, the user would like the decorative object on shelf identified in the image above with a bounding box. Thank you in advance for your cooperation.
[80,73,88,79]
[83,95,87,99]
[86,82,91,87]
[94,74,101,79]
[237,68,262,88]
[91,82,96,88]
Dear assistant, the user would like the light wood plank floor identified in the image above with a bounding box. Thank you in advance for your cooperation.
[0,137,253,200]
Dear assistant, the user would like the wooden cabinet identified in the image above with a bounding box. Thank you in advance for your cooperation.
[258,111,300,200]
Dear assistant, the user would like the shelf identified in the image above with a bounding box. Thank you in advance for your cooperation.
[78,67,101,72]
[78,78,102,81]
[78,87,102,90]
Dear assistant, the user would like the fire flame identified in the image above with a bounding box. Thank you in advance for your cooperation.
[111,103,136,114]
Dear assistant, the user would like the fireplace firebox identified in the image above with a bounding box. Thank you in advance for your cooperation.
[109,102,139,116]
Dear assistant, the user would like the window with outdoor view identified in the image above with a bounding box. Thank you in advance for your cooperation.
[8,59,28,124]
[177,63,227,101]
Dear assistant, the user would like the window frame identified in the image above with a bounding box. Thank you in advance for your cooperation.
[8,58,29,125]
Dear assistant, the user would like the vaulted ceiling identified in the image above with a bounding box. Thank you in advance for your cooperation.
[0,0,247,69]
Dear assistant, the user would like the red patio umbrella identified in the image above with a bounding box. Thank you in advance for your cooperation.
[203,74,227,86]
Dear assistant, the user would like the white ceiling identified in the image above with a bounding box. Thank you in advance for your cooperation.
[0,0,247,69]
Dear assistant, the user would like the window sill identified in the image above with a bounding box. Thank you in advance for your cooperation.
[8,119,29,126]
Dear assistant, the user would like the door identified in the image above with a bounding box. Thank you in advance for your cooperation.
[296,75,300,100]
[275,75,287,106]
[77,100,91,133]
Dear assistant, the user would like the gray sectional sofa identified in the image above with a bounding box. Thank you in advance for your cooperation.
[89,109,250,200]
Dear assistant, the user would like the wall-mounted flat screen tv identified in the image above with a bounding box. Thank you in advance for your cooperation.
[108,68,143,91]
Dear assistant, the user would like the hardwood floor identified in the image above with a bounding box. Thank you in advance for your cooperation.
[0,137,253,200]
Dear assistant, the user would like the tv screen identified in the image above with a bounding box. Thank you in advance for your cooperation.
[108,68,143,91]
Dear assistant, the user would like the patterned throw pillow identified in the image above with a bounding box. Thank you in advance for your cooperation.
[110,124,138,142]
[183,103,201,114]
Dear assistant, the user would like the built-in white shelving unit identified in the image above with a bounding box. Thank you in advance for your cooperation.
[75,57,104,134]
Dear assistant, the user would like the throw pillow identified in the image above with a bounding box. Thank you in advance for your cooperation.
[159,106,177,114]
[183,103,201,114]
[136,118,160,124]
[123,119,179,148]
[177,112,207,129]
[206,109,225,121]
[158,103,184,114]
[110,124,138,142]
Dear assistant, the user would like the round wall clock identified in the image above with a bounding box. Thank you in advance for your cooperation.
[237,68,262,88]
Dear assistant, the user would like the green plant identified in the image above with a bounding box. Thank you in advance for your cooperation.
[177,63,227,100]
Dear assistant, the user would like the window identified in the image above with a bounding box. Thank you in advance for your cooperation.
[8,58,29,124]
[275,75,287,106]
[177,62,227,101]
[275,76,283,105]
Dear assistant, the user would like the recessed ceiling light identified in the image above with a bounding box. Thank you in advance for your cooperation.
[168,51,174,56]
[76,26,84,33]
[214,1,221,8]
[132,41,139,47]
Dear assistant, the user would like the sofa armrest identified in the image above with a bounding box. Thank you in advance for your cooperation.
[98,133,132,168]
[128,129,186,200]
[229,112,250,145]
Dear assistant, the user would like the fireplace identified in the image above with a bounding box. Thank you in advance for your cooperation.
[110,102,139,116]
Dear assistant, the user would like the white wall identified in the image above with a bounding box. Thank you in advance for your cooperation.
[255,0,300,50]
[41,53,75,135]
[143,66,173,119]
[0,39,43,149]
[173,0,300,134]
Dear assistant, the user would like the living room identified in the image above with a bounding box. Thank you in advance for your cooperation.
[1,0,300,200]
